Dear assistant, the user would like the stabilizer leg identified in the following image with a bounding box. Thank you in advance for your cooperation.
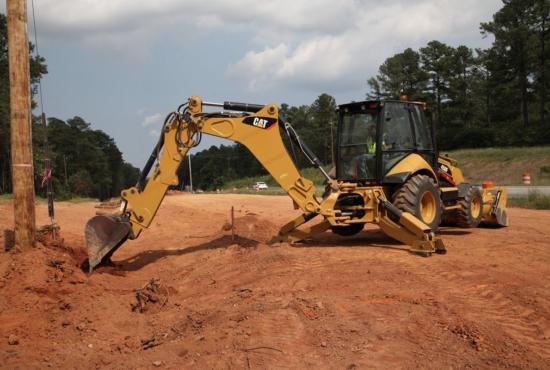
[270,213,330,243]
[376,196,446,256]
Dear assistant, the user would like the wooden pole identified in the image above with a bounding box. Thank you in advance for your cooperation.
[7,0,36,247]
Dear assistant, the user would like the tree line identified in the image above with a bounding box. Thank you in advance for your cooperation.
[0,13,139,199]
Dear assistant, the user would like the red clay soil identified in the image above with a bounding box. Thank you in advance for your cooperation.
[0,194,549,369]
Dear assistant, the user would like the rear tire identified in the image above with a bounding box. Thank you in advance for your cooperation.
[392,174,442,230]
[455,186,483,228]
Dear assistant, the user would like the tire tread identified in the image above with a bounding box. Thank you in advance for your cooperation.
[392,174,441,229]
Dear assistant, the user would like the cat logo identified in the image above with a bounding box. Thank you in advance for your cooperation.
[253,117,269,128]
[242,116,277,130]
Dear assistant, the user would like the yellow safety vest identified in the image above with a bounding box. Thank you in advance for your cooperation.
[367,138,376,153]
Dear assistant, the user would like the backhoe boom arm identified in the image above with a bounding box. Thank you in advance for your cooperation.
[85,96,320,270]
[123,96,320,238]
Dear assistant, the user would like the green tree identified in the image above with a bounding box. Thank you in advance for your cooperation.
[447,46,478,127]
[284,104,311,168]
[481,0,535,128]
[366,77,382,100]
[419,41,454,126]
[44,116,139,199]
[368,48,428,100]
[528,0,550,127]
[307,93,337,166]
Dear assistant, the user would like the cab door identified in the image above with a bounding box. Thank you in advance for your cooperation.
[379,102,436,178]
[409,104,436,168]
[379,102,415,176]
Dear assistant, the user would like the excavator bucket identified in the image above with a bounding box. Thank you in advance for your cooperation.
[84,214,132,272]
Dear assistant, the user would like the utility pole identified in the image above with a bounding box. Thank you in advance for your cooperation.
[7,0,36,247]
[188,154,193,192]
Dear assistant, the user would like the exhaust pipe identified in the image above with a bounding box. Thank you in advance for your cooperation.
[84,214,132,272]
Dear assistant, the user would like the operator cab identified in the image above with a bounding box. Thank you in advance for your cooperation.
[336,100,436,184]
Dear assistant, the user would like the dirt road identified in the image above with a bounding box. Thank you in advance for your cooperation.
[0,194,549,369]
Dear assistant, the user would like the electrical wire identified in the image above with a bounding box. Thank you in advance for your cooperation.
[30,0,45,118]
[31,0,56,227]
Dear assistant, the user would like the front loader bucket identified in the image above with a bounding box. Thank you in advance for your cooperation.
[84,215,132,272]
[483,207,509,227]
[494,208,508,226]
[481,187,509,227]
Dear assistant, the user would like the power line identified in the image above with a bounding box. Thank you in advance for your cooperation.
[30,0,45,116]
[30,0,55,228]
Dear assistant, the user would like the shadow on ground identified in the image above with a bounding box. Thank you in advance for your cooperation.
[117,235,259,271]
[438,228,472,236]
[294,229,409,252]
[111,225,467,272]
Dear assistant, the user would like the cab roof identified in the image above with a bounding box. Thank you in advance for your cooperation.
[337,100,426,111]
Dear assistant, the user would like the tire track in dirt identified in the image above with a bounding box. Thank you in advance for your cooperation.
[464,284,550,359]
[415,258,550,363]
[243,308,307,369]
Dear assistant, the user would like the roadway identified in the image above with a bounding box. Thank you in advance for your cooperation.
[502,186,550,197]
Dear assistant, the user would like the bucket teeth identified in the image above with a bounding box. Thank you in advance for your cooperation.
[84,215,131,272]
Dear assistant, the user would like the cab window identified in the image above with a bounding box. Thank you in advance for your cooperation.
[337,111,378,180]
[381,102,413,173]
[411,105,433,150]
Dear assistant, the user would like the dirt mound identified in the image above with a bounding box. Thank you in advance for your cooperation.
[231,213,280,244]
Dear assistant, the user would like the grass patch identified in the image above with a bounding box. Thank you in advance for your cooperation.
[224,167,329,191]
[222,166,330,197]
[0,193,96,203]
[446,146,550,185]
[220,146,550,189]
[223,147,550,188]
[64,197,96,203]
[508,191,550,210]
[446,146,550,162]
[203,187,287,196]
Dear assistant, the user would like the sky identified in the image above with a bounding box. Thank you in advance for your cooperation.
[1,0,502,168]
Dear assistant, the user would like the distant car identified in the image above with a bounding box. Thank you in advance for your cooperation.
[253,181,268,190]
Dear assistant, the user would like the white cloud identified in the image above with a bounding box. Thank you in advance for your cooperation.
[227,0,501,92]
[149,129,160,137]
[142,113,162,127]
[24,0,501,92]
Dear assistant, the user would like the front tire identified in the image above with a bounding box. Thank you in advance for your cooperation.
[392,174,442,230]
[455,186,483,228]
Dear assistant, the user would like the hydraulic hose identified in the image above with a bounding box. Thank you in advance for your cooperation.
[283,120,331,181]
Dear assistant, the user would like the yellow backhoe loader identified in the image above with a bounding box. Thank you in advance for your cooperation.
[84,97,508,272]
